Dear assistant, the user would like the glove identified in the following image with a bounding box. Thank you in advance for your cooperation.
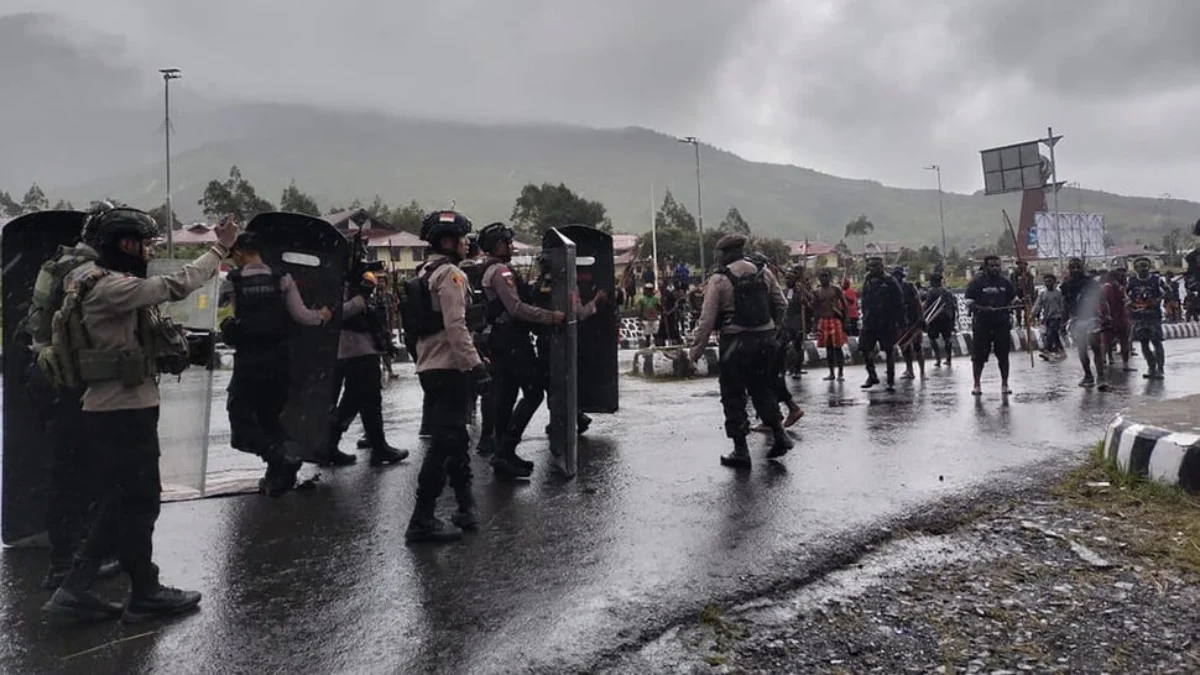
[471,363,492,394]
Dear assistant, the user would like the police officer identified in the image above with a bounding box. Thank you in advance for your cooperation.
[43,210,237,623]
[223,232,332,495]
[460,234,496,454]
[529,251,608,439]
[477,222,565,478]
[688,234,791,467]
[326,271,409,466]
[20,205,120,590]
[405,211,489,544]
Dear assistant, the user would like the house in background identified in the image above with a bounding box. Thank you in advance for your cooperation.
[1104,243,1170,267]
[785,240,839,268]
[325,209,427,272]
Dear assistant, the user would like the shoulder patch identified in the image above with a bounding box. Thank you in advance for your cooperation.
[451,271,464,287]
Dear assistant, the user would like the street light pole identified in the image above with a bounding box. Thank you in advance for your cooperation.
[159,68,181,258]
[925,164,946,257]
[680,136,705,273]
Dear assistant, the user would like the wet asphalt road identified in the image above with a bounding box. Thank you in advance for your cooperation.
[4,341,1200,674]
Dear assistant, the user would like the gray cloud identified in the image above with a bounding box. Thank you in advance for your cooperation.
[4,0,1200,200]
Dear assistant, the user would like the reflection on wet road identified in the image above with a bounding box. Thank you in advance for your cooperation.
[4,341,1200,674]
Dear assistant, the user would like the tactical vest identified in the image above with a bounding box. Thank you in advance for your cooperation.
[461,262,489,333]
[481,260,533,324]
[22,245,98,346]
[225,269,288,348]
[39,269,190,391]
[721,264,772,329]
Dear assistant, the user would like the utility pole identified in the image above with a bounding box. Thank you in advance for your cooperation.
[679,136,705,273]
[924,164,946,258]
[160,68,182,258]
[1046,127,1064,274]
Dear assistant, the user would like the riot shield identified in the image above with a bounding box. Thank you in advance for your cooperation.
[148,258,221,499]
[558,225,618,413]
[542,228,578,478]
[2,210,85,545]
[247,212,347,463]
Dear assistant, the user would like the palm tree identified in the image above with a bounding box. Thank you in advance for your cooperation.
[844,215,875,253]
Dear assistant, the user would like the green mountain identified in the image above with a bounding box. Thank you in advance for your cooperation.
[3,12,1196,250]
[56,106,1198,250]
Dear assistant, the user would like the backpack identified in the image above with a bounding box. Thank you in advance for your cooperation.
[721,263,772,328]
[20,245,97,346]
[398,259,450,340]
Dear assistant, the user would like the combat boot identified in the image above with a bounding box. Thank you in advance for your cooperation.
[766,424,794,459]
[369,445,409,466]
[720,437,752,469]
[405,503,463,544]
[491,453,534,479]
[42,588,124,623]
[451,490,479,531]
[122,585,202,624]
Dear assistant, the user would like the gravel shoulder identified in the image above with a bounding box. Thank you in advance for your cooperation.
[614,450,1200,674]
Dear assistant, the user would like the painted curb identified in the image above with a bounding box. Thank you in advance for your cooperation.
[628,322,1200,380]
[1103,411,1200,493]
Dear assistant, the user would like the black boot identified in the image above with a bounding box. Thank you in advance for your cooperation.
[122,585,202,624]
[369,445,409,466]
[720,437,752,468]
[450,489,479,531]
[356,436,371,450]
[491,452,534,479]
[42,587,124,623]
[41,557,121,591]
[405,502,462,544]
[766,424,794,459]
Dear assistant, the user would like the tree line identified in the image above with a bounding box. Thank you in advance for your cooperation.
[635,188,791,269]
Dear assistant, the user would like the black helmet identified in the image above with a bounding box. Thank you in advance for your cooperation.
[231,231,264,253]
[478,221,515,253]
[92,207,159,246]
[81,199,121,246]
[420,210,473,245]
[466,233,481,258]
[891,265,907,278]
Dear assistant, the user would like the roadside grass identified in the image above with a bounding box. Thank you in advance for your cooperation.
[1055,441,1200,576]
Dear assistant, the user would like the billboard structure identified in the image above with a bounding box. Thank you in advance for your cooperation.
[979,127,1067,268]
[1030,212,1106,261]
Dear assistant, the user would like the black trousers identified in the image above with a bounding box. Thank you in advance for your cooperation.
[719,332,780,438]
[770,334,793,405]
[26,365,95,569]
[227,349,291,467]
[416,370,472,510]
[491,331,545,446]
[66,407,162,596]
[331,354,387,451]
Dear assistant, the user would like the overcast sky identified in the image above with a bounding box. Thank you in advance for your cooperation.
[7,0,1200,200]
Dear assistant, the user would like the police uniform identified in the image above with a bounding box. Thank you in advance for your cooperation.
[406,211,487,544]
[689,234,792,467]
[480,236,560,477]
[46,208,225,623]
[223,234,329,494]
[327,273,407,466]
[21,232,106,588]
[460,248,496,453]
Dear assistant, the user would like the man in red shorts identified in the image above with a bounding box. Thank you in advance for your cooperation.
[813,269,847,380]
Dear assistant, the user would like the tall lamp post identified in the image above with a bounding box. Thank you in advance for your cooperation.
[159,68,182,258]
[924,164,946,259]
[678,136,705,273]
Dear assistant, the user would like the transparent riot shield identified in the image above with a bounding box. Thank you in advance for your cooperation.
[558,225,618,413]
[1,211,86,545]
[247,213,347,463]
[542,228,578,477]
[148,258,221,500]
